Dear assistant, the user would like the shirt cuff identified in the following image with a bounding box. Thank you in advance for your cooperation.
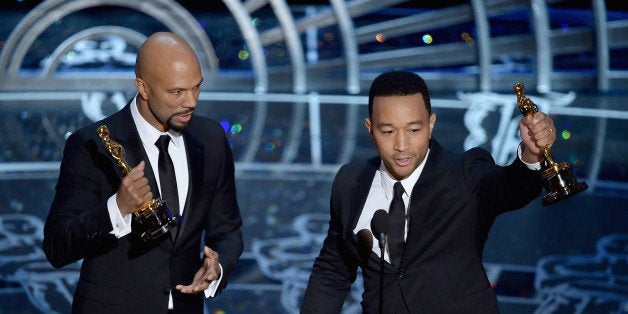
[204,263,224,298]
[518,142,542,171]
[107,194,133,238]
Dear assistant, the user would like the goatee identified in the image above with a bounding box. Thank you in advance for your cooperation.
[167,116,190,133]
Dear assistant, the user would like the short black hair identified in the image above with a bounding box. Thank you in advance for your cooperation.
[368,70,431,118]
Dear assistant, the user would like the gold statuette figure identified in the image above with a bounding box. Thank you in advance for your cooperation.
[513,82,588,205]
[97,125,181,240]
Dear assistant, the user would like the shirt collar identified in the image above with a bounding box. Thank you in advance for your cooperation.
[130,95,183,148]
[378,148,430,199]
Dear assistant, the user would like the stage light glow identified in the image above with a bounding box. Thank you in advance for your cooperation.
[569,154,580,166]
[461,32,475,46]
[264,142,275,152]
[562,130,571,140]
[219,120,230,133]
[422,34,433,44]
[238,50,249,60]
[230,123,242,134]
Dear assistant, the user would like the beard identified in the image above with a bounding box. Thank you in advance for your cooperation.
[166,114,191,133]
[165,108,194,133]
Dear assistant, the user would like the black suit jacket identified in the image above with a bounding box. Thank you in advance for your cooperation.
[43,104,243,314]
[301,139,542,313]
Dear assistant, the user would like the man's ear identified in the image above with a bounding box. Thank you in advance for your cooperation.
[365,118,375,142]
[135,78,147,99]
[428,113,436,138]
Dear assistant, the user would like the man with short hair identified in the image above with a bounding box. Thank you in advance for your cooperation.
[302,70,556,313]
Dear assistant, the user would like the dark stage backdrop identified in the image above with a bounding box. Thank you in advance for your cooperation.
[1,1,627,313]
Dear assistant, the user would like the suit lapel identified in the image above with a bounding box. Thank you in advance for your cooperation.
[402,140,443,264]
[173,131,203,245]
[346,158,379,237]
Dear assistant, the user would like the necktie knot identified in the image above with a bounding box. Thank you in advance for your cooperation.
[156,135,171,152]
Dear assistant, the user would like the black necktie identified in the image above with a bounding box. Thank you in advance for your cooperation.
[155,135,179,216]
[388,181,405,267]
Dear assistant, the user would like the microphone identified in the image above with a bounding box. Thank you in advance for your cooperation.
[370,209,390,314]
[356,229,374,260]
[371,209,390,250]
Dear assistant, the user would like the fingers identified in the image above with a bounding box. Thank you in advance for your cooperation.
[175,248,221,294]
[519,112,557,163]
[521,112,556,146]
[202,246,221,282]
[175,281,209,294]
[116,161,153,216]
[204,246,218,260]
[132,159,145,172]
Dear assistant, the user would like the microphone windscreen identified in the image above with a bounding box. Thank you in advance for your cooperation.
[356,229,374,259]
[371,209,390,235]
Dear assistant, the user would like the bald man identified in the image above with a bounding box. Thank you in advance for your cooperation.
[44,32,244,313]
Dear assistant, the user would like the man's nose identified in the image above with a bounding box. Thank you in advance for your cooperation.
[394,133,408,151]
[183,90,198,108]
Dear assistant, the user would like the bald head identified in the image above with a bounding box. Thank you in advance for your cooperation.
[135,32,200,81]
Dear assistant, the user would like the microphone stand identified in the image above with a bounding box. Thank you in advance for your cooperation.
[371,209,389,314]
[377,233,385,314]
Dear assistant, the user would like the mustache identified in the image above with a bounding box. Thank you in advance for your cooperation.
[391,153,415,159]
[175,109,194,116]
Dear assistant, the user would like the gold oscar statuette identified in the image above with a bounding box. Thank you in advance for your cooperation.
[97,125,181,241]
[513,82,588,205]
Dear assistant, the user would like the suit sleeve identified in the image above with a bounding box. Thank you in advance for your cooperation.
[463,147,542,217]
[43,131,118,268]
[301,166,359,313]
[203,127,244,291]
